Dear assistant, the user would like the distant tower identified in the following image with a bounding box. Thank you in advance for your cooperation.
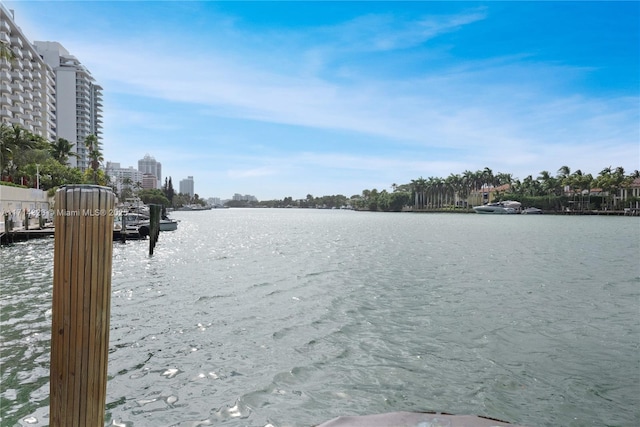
[137,154,162,188]
[180,176,194,198]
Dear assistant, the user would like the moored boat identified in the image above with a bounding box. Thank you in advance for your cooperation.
[160,217,178,231]
[522,207,543,214]
[473,200,521,214]
[115,212,178,237]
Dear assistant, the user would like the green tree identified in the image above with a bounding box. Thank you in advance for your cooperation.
[388,191,410,211]
[82,168,108,186]
[162,176,175,205]
[49,138,78,165]
[138,189,170,206]
[84,134,103,183]
[1,124,42,182]
[410,177,427,209]
[22,158,84,191]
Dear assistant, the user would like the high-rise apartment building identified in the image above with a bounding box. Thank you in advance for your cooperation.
[0,4,56,141]
[180,176,194,198]
[138,154,162,188]
[34,41,103,171]
[0,5,103,170]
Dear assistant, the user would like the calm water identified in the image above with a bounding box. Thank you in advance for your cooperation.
[1,209,639,427]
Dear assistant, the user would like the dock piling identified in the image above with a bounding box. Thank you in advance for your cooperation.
[149,204,161,255]
[50,185,115,427]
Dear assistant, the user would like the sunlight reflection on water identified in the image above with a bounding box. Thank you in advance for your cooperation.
[1,211,638,426]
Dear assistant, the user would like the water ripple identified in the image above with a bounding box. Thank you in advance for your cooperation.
[1,212,639,426]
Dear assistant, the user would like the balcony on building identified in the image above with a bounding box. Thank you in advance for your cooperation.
[11,46,23,59]
[0,69,12,81]
[0,31,10,44]
[10,35,23,49]
[11,93,23,104]
[10,81,24,92]
[10,70,23,81]
[0,82,11,94]
[0,19,10,32]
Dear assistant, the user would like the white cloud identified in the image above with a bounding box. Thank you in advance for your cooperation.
[17,2,636,197]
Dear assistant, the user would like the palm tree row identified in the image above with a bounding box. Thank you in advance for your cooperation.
[404,166,639,211]
[1,123,105,190]
[409,168,514,210]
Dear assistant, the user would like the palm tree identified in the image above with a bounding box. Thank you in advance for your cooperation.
[537,170,557,206]
[495,172,513,188]
[0,123,39,182]
[446,173,463,207]
[604,167,627,209]
[49,138,78,165]
[462,170,476,206]
[410,177,427,210]
[470,170,484,205]
[557,166,571,187]
[83,134,103,184]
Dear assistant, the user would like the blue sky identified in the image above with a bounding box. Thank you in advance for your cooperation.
[7,1,639,200]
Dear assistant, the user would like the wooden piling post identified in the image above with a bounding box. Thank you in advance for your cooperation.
[50,185,115,427]
[148,204,161,255]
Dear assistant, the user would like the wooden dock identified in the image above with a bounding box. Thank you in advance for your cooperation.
[0,228,144,245]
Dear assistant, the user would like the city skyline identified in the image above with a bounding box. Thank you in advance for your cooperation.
[6,1,639,200]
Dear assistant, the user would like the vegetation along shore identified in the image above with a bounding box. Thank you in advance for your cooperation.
[2,123,639,214]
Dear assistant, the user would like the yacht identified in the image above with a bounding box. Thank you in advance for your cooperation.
[473,200,521,214]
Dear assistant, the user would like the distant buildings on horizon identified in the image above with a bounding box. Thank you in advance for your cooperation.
[179,176,194,198]
[233,193,258,202]
[138,154,162,189]
[106,154,163,195]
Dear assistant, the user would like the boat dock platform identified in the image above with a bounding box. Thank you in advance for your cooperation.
[1,228,145,245]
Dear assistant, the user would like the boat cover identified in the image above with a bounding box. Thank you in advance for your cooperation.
[316,411,520,427]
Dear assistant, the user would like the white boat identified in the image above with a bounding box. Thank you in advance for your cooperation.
[522,207,543,214]
[160,217,178,231]
[116,212,178,236]
[473,200,521,214]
